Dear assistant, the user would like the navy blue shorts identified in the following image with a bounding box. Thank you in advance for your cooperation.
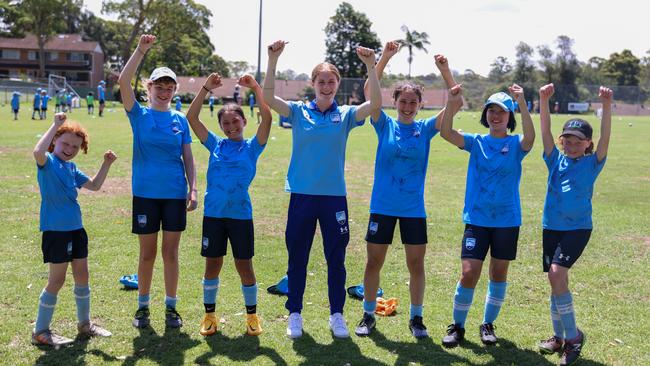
[461,224,519,261]
[42,228,88,263]
[542,229,591,272]
[99,99,105,105]
[132,196,186,234]
[365,213,427,244]
[201,216,254,259]
[12,108,18,113]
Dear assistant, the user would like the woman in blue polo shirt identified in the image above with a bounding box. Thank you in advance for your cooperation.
[263,40,382,339]
[438,84,535,348]
[118,34,197,329]
[536,84,612,365]
[354,43,460,339]
[186,73,272,337]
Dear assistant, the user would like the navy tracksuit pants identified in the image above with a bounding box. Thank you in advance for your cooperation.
[285,193,349,315]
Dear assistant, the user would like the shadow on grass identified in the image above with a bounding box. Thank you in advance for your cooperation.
[34,334,119,365]
[368,329,471,365]
[195,332,287,365]
[121,326,200,366]
[292,332,386,365]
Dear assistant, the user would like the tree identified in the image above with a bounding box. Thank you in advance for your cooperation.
[536,45,555,83]
[578,56,606,86]
[204,54,230,78]
[602,49,642,103]
[324,2,381,78]
[102,0,154,69]
[640,50,650,91]
[398,25,430,79]
[488,56,512,83]
[15,0,67,77]
[512,41,536,99]
[228,60,251,77]
[554,35,580,112]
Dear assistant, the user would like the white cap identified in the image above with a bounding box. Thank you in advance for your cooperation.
[149,67,177,83]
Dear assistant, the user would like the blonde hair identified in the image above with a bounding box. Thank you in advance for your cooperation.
[311,63,340,82]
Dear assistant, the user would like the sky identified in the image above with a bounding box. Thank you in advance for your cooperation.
[85,0,648,77]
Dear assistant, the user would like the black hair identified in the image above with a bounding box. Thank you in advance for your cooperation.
[480,104,517,132]
[217,103,246,126]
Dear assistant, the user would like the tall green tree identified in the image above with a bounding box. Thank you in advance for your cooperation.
[324,2,381,78]
[536,44,555,84]
[398,25,430,79]
[554,35,580,112]
[640,50,650,91]
[512,41,536,98]
[15,0,67,77]
[602,49,642,102]
[488,56,512,83]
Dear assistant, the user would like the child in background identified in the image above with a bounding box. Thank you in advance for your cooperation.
[11,91,20,120]
[87,92,95,115]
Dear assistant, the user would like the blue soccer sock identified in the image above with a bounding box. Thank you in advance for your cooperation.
[483,281,508,324]
[550,295,565,339]
[138,293,150,309]
[35,290,57,333]
[363,299,377,316]
[165,295,178,309]
[242,283,258,314]
[73,285,90,324]
[410,304,423,319]
[452,282,475,327]
[555,292,578,340]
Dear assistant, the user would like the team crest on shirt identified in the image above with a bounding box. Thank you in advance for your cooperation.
[335,211,347,225]
[330,113,341,123]
[171,122,181,134]
[500,144,509,155]
[202,237,209,250]
[368,221,379,235]
[464,237,476,251]
[412,129,420,138]
[138,215,147,227]
[67,241,73,255]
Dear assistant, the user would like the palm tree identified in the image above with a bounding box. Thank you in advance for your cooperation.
[399,25,431,79]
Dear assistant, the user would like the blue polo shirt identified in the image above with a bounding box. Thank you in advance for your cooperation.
[97,85,105,100]
[285,100,363,196]
[543,147,606,230]
[41,95,50,109]
[127,102,192,199]
[37,153,89,231]
[33,93,41,108]
[462,133,529,227]
[370,110,439,217]
[203,132,265,219]
[11,94,20,109]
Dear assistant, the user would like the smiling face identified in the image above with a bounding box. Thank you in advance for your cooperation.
[52,132,84,161]
[219,109,247,141]
[560,135,592,158]
[394,88,422,124]
[485,104,511,134]
[312,71,340,103]
[147,78,177,110]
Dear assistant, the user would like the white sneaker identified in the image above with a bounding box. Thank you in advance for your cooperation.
[286,312,303,339]
[329,312,349,338]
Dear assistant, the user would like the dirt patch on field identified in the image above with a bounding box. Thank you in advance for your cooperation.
[79,176,131,196]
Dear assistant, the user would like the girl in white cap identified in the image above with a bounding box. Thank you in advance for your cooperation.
[537,84,612,366]
[118,34,197,329]
[438,84,535,347]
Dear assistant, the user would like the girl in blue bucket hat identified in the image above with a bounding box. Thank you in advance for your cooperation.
[438,84,535,348]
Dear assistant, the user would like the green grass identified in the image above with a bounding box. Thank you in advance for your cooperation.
[1,102,649,365]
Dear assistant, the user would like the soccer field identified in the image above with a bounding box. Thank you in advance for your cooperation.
[1,103,649,365]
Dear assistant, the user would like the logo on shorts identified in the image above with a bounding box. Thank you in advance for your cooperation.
[558,253,571,261]
[335,211,347,225]
[464,237,476,251]
[66,242,73,255]
[202,237,209,250]
[340,226,349,235]
[368,221,379,235]
[137,215,147,228]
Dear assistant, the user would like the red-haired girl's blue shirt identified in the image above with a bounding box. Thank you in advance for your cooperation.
[202,131,265,219]
[543,147,606,230]
[370,110,439,217]
[37,153,89,231]
[127,102,192,199]
[462,133,529,227]
[285,100,363,196]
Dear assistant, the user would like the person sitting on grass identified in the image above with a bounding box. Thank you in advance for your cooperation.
[187,72,272,337]
[31,112,116,347]
[536,84,612,366]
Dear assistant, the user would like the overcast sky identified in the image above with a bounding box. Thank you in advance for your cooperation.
[85,0,648,77]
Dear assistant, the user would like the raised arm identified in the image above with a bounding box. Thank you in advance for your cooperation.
[539,83,555,157]
[263,40,290,117]
[439,84,465,148]
[33,113,66,166]
[118,34,155,112]
[596,86,613,162]
[239,74,272,145]
[355,46,381,121]
[187,73,222,143]
[82,150,117,191]
[509,83,535,151]
[363,41,400,100]
[433,54,460,129]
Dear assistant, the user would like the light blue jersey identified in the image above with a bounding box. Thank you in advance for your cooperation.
[543,147,606,230]
[203,132,265,219]
[370,110,439,217]
[41,95,50,109]
[127,102,192,199]
[97,85,105,100]
[285,100,363,196]
[33,93,41,108]
[175,99,182,111]
[209,96,215,107]
[462,133,529,227]
[11,93,20,109]
[37,153,89,231]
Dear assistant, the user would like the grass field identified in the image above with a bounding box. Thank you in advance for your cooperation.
[1,102,649,365]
